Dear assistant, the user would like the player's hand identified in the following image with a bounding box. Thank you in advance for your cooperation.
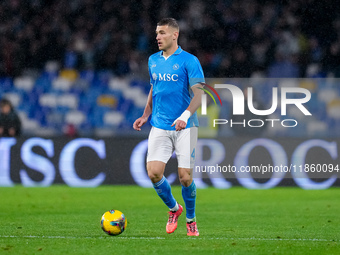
[171,119,187,131]
[133,117,148,131]
[171,110,191,131]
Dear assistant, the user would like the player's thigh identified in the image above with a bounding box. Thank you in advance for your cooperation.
[174,127,198,169]
[147,127,173,175]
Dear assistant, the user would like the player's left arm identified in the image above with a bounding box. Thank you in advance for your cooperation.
[171,83,204,131]
[172,55,205,131]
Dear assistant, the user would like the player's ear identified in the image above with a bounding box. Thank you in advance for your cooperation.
[173,31,179,40]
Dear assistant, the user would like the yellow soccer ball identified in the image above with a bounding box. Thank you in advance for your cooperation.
[101,210,127,236]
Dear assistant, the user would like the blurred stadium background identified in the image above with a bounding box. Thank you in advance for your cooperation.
[0,0,340,137]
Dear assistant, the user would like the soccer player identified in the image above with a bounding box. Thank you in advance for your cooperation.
[133,18,204,236]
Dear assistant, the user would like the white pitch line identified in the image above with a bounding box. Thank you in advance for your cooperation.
[0,235,165,240]
[0,235,338,242]
[205,237,338,242]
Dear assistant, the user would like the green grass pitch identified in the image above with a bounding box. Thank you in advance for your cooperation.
[0,186,339,254]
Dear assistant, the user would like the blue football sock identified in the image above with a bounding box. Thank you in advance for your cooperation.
[182,180,196,219]
[153,176,177,209]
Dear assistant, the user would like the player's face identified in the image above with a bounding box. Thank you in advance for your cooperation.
[156,25,177,51]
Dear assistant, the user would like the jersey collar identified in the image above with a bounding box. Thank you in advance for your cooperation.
[159,46,183,58]
[173,46,183,55]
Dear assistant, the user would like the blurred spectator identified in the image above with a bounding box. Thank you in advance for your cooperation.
[63,123,78,138]
[323,40,340,76]
[267,53,300,78]
[197,96,221,138]
[0,99,21,137]
[308,37,323,63]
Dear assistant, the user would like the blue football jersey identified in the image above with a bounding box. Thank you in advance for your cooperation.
[148,46,205,130]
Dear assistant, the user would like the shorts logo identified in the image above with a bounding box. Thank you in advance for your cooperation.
[173,64,179,70]
[152,73,157,80]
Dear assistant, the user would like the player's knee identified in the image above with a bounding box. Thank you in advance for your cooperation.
[179,174,192,187]
[147,162,165,183]
[148,171,163,183]
[147,165,162,183]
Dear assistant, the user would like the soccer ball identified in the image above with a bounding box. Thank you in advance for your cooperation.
[101,210,127,236]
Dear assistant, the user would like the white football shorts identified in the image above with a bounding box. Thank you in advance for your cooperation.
[147,126,198,169]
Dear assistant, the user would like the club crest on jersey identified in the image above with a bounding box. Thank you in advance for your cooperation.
[173,63,179,70]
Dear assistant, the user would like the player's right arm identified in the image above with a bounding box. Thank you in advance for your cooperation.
[133,87,153,131]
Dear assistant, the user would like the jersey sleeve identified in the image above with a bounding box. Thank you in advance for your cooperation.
[186,56,205,87]
[148,57,154,87]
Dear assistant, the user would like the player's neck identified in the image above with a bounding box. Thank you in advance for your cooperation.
[162,44,178,58]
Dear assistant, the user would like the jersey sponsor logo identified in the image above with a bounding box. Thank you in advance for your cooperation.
[157,73,179,82]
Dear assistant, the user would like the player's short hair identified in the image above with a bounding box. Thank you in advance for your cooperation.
[157,18,179,31]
